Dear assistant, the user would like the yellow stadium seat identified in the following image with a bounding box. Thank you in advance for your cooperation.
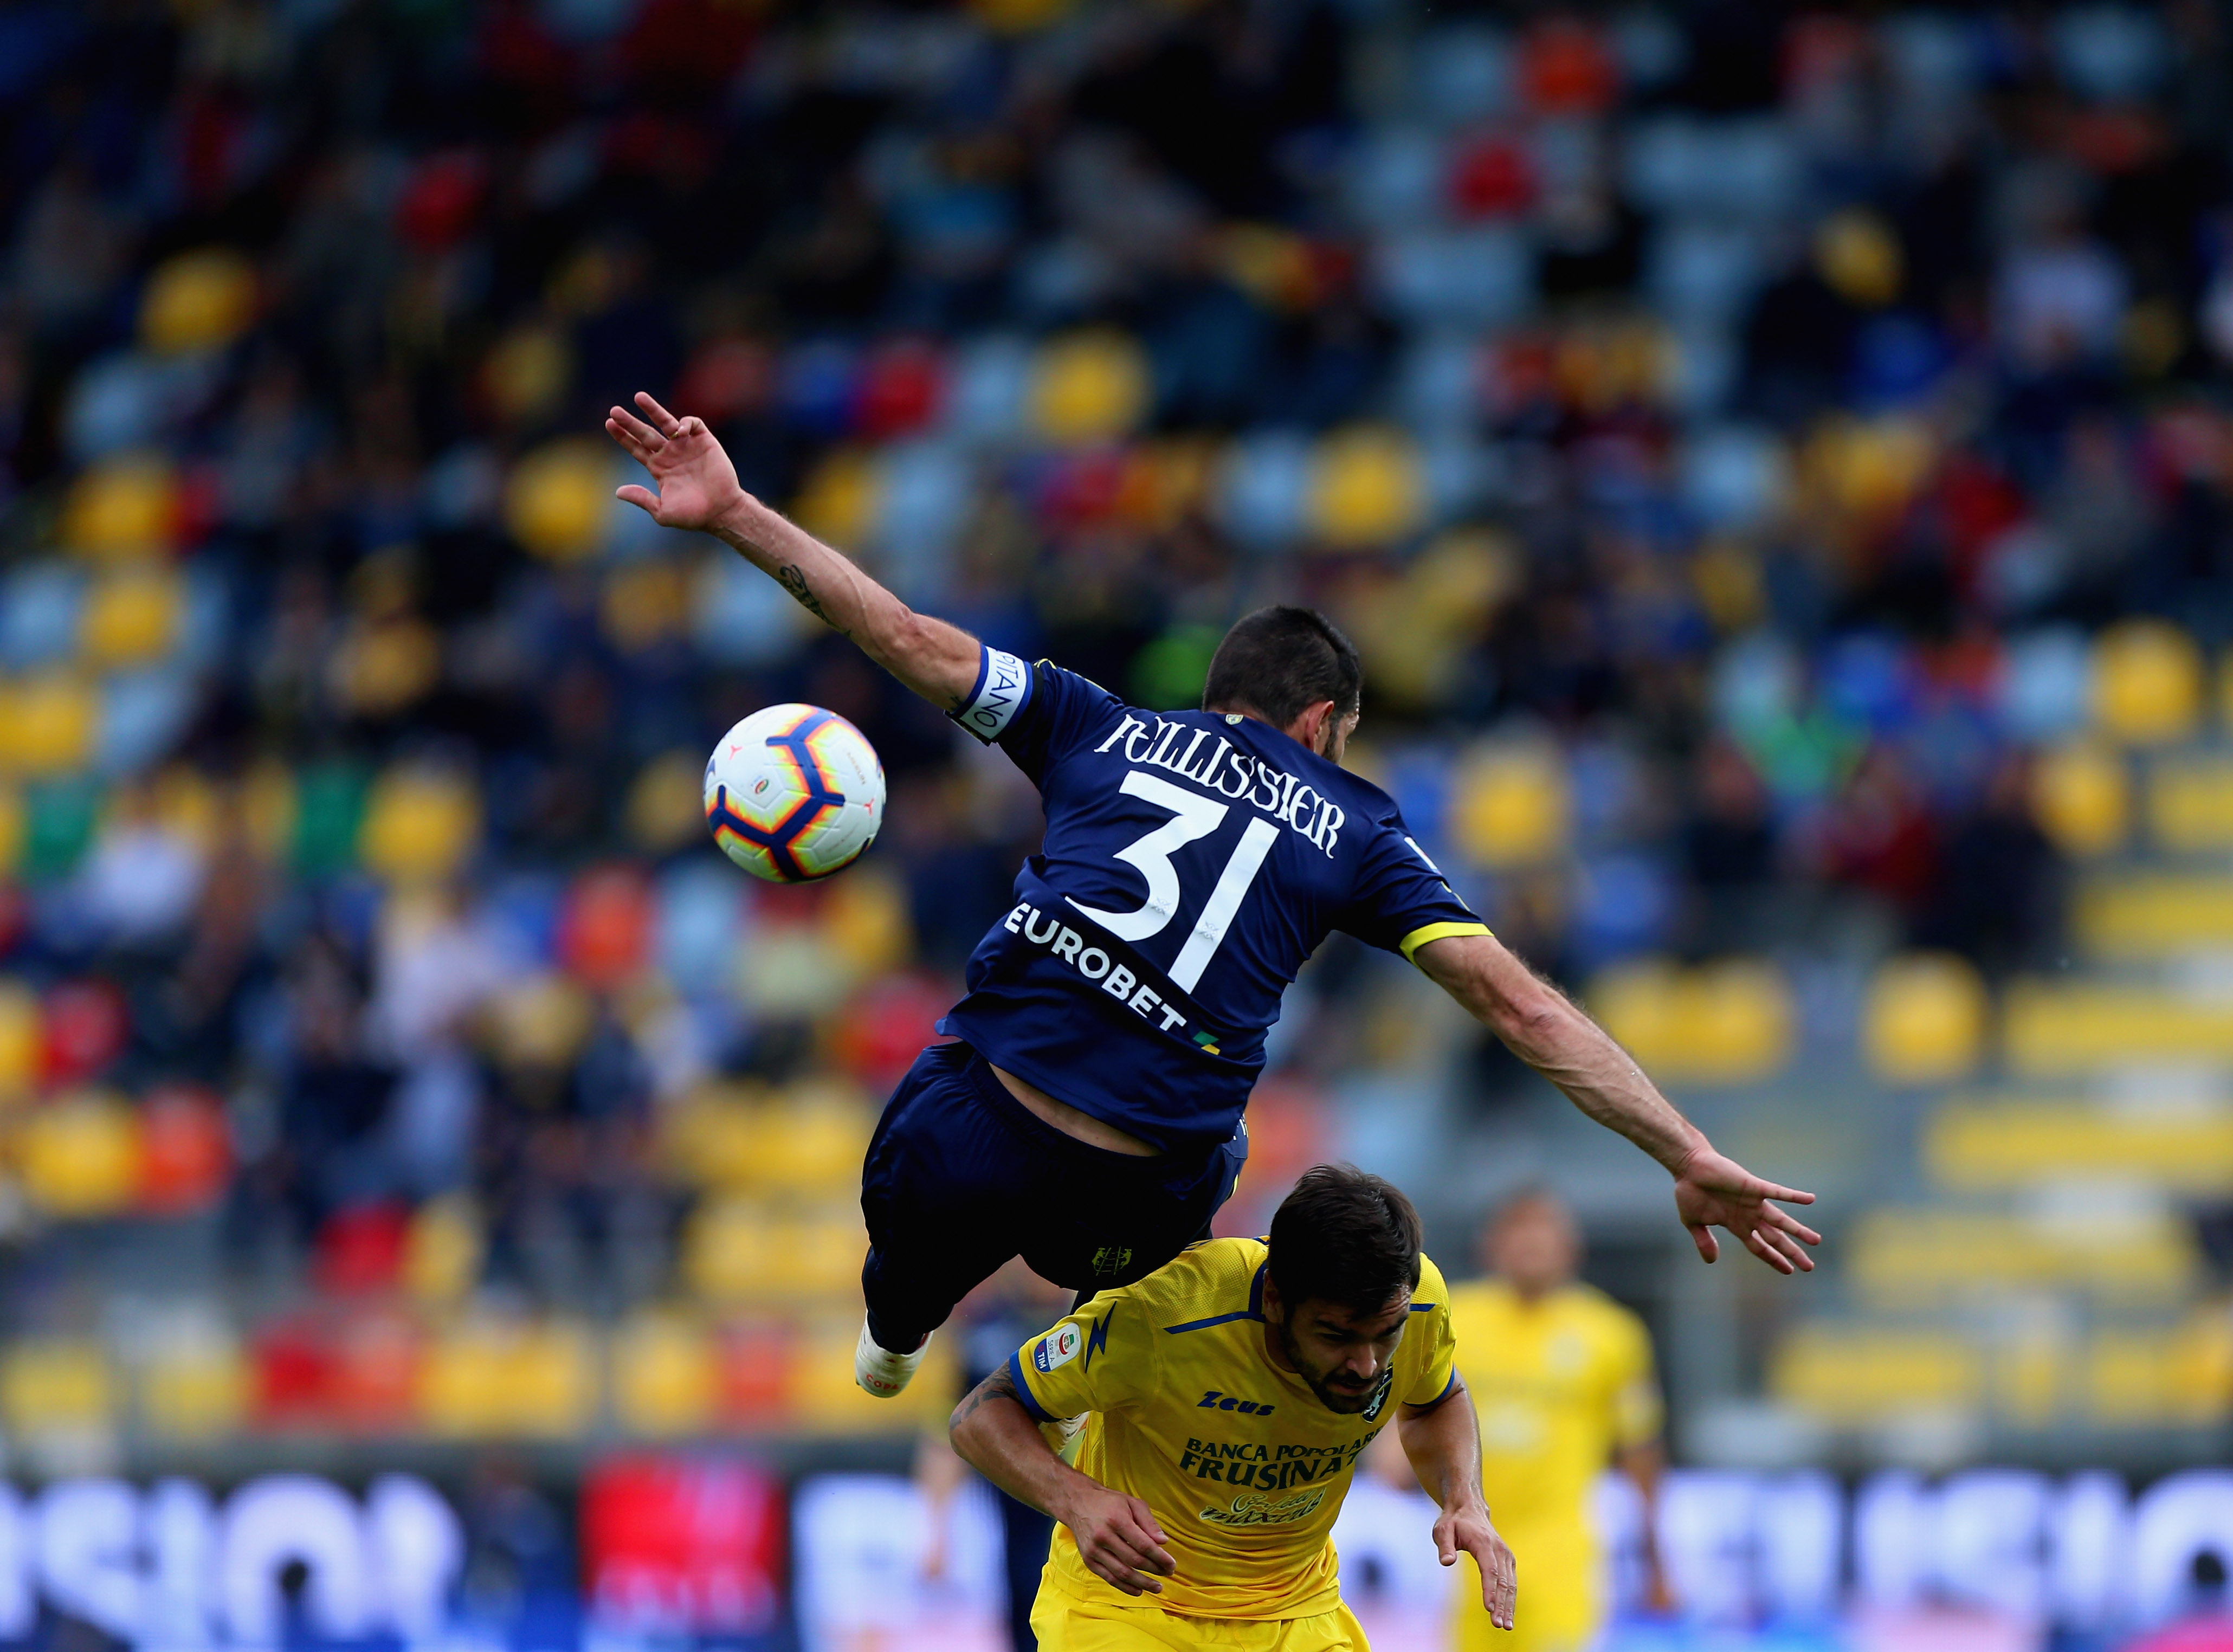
[1306,426,1425,550]
[1589,958,1792,1085]
[792,449,883,549]
[754,1104,874,1198]
[625,751,705,855]
[1,1340,115,1434]
[822,867,914,975]
[1848,1209,2197,1307]
[611,1313,717,1437]
[2003,981,2233,1074]
[660,1086,771,1189]
[139,1335,247,1439]
[485,975,593,1071]
[685,1200,864,1305]
[2077,873,2233,957]
[1450,744,1570,868]
[21,1094,142,1217]
[1769,1323,1980,1425]
[4,674,97,777]
[1863,953,1987,1084]
[61,455,177,563]
[787,1313,953,1432]
[1029,332,1150,446]
[0,982,40,1104]
[140,249,257,355]
[482,324,573,425]
[2031,742,2128,857]
[79,569,183,668]
[1992,1330,2069,1427]
[359,766,480,883]
[2093,621,2203,745]
[1926,1102,2233,1193]
[2150,757,2233,851]
[328,619,441,717]
[403,1196,482,1305]
[419,1319,596,1437]
[1804,416,1935,519]
[505,440,614,562]
[602,561,692,654]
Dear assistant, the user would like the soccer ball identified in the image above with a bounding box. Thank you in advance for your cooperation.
[704,704,886,882]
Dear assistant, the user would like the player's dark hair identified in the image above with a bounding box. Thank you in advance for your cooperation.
[1201,606,1363,730]
[1267,1163,1423,1315]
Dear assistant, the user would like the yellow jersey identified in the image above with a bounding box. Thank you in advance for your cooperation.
[1010,1236,1458,1622]
[1445,1279,1661,1537]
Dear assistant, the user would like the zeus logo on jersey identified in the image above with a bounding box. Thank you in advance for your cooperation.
[1092,715,1346,857]
[1196,1389,1275,1415]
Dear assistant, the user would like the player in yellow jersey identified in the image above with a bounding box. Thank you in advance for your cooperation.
[1444,1191,1668,1652]
[949,1165,1518,1650]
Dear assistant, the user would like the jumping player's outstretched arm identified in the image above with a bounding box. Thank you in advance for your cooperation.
[605,392,982,713]
[1399,1374,1515,1630]
[949,1368,1177,1597]
[1412,931,1822,1275]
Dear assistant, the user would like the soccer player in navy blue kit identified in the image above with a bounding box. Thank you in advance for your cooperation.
[606,393,1821,1401]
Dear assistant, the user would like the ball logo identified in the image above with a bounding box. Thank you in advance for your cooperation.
[1034,1325,1083,1373]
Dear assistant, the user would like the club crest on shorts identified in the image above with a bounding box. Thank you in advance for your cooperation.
[1034,1324,1083,1373]
[1090,1245,1133,1277]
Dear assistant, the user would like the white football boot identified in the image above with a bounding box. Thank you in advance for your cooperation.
[854,1318,931,1398]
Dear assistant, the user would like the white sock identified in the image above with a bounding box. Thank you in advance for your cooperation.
[854,1317,930,1398]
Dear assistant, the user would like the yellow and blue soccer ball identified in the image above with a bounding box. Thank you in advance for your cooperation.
[704,704,886,882]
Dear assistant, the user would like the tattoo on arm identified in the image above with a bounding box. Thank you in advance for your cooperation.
[775,564,844,633]
[952,1366,1019,1429]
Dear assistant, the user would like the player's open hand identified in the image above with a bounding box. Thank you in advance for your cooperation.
[1056,1483,1176,1596]
[1672,1146,1821,1274]
[1439,1500,1516,1630]
[605,391,748,535]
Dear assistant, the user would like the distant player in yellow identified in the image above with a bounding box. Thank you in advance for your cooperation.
[950,1164,1519,1650]
[1445,1191,1668,1652]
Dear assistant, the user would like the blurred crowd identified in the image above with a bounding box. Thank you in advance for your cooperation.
[0,0,2229,1343]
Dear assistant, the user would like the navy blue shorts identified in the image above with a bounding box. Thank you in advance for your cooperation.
[859,1040,1247,1352]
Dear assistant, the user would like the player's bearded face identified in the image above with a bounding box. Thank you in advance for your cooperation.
[1272,1295,1411,1414]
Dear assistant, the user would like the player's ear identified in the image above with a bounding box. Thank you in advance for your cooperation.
[1260,1274,1285,1326]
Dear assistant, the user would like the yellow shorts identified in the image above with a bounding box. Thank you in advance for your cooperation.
[1032,1588,1369,1650]
[1451,1528,1602,1652]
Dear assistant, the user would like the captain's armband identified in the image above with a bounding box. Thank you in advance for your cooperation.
[951,646,1034,744]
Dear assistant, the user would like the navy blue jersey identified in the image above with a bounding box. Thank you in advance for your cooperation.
[939,655,1488,1152]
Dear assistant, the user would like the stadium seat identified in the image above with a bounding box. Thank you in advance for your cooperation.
[612,1313,718,1437]
[2083,1320,2231,1426]
[1589,958,1793,1083]
[403,1195,483,1304]
[1450,742,1571,868]
[8,673,98,777]
[0,982,40,1101]
[2075,872,2233,957]
[2148,756,2233,851]
[753,1099,875,1198]
[419,1319,596,1437]
[792,448,883,549]
[1,1340,116,1436]
[2030,742,2129,857]
[2003,980,2233,1073]
[787,1314,952,1431]
[1849,1208,2198,1306]
[135,1085,233,1214]
[822,867,914,976]
[716,1321,795,1427]
[1769,1322,1981,1424]
[21,1093,142,1217]
[558,865,653,989]
[138,1332,247,1439]
[1925,1101,2233,1192]
[1862,952,1987,1083]
[485,975,594,1072]
[684,1199,865,1305]
[79,569,182,669]
[1028,331,1150,446]
[328,617,441,718]
[327,1309,424,1431]
[359,766,481,884]
[2092,621,2204,745]
[504,439,614,562]
[624,751,706,856]
[61,455,177,563]
[1306,426,1426,549]
[140,248,257,355]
